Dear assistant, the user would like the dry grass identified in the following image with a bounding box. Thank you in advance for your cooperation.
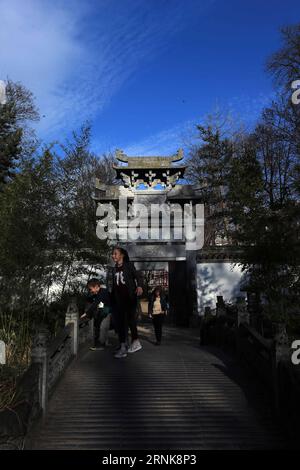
[0,312,31,411]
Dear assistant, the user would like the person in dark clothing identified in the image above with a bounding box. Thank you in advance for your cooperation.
[111,246,143,358]
[80,278,112,351]
[148,286,168,345]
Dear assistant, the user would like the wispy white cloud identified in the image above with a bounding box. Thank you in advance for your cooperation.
[122,119,198,156]
[121,91,275,157]
[0,0,84,131]
[226,91,275,126]
[0,0,213,139]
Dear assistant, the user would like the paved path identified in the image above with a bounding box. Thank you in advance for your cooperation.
[30,324,287,450]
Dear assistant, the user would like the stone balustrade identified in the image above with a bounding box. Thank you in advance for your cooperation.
[30,299,94,416]
[200,293,300,441]
[0,299,93,448]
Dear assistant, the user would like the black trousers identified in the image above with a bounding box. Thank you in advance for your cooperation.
[152,314,164,342]
[113,300,138,344]
[93,313,103,346]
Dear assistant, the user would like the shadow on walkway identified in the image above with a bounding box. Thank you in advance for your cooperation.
[29,324,290,450]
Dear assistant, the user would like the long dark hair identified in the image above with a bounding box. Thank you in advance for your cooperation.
[112,246,130,262]
[153,286,163,297]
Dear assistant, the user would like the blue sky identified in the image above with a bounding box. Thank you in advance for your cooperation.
[1,0,300,156]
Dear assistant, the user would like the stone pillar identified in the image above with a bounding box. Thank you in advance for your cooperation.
[216,295,226,317]
[65,297,79,356]
[246,291,261,329]
[237,297,249,326]
[204,306,212,318]
[186,249,198,326]
[0,340,6,364]
[169,259,189,326]
[89,317,94,340]
[200,306,212,345]
[31,327,49,415]
[274,323,290,364]
[272,323,290,411]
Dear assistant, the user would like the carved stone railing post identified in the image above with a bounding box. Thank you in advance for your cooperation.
[216,296,226,317]
[0,340,6,364]
[274,323,290,364]
[237,297,249,326]
[89,317,94,340]
[200,307,212,345]
[273,323,290,411]
[204,306,212,318]
[65,297,79,356]
[31,327,49,416]
[246,291,262,329]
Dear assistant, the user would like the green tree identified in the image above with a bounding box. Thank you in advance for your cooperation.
[0,147,58,313]
[0,80,39,190]
[224,22,300,325]
[54,124,109,296]
[227,129,300,321]
[187,118,233,246]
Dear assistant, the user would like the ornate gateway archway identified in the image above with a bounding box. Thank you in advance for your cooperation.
[94,149,204,326]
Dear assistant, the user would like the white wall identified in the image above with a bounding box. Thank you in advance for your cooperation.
[196,262,246,315]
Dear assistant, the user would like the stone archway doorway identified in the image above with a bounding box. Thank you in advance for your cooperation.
[135,260,189,326]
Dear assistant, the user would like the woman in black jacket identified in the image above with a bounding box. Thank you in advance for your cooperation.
[111,246,143,358]
[148,286,168,345]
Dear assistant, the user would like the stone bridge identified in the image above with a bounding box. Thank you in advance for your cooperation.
[27,322,288,450]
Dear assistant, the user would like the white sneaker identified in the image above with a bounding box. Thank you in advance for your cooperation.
[114,346,127,358]
[128,340,142,354]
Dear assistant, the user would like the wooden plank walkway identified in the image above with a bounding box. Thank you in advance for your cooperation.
[29,324,288,450]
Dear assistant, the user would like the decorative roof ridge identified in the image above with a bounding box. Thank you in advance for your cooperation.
[115,148,184,165]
